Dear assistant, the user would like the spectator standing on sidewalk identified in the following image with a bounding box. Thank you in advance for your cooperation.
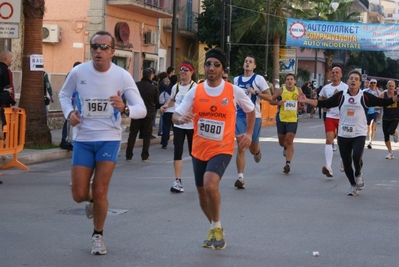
[160,74,177,149]
[60,61,81,151]
[172,48,255,250]
[125,68,159,162]
[0,50,17,185]
[154,71,168,136]
[59,31,146,255]
[43,71,54,116]
[167,62,197,193]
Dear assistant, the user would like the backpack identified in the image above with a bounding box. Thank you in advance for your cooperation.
[158,91,170,105]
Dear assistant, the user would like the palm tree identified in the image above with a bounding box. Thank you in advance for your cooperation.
[305,0,359,84]
[19,0,52,147]
[231,0,292,83]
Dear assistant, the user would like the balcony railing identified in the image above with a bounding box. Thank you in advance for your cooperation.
[163,11,198,37]
[108,0,173,18]
[140,0,173,12]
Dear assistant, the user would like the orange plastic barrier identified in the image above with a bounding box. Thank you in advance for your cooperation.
[0,107,29,171]
[261,100,277,127]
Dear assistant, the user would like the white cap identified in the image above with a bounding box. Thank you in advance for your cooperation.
[370,78,377,83]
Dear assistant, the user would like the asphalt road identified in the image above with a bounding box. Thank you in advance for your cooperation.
[1,116,398,267]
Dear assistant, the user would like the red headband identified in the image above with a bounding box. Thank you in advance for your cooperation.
[180,63,194,72]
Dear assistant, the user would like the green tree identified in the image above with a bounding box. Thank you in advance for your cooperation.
[197,0,223,48]
[378,57,399,79]
[346,51,387,76]
[20,0,52,147]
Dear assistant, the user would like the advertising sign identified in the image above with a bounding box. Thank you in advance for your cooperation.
[279,48,297,74]
[286,18,399,52]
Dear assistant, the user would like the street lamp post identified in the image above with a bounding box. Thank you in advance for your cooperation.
[313,10,319,86]
[313,0,339,87]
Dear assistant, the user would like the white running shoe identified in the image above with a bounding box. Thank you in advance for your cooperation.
[356,174,365,190]
[91,234,107,255]
[347,186,358,196]
[393,130,398,143]
[234,177,245,189]
[322,165,333,177]
[170,179,184,193]
[385,153,394,160]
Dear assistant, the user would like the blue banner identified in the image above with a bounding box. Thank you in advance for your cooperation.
[286,18,399,51]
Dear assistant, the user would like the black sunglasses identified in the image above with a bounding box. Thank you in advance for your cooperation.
[90,44,113,50]
[370,82,376,84]
[204,61,222,68]
[180,67,190,72]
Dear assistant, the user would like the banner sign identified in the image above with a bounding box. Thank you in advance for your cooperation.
[279,48,297,74]
[286,18,399,52]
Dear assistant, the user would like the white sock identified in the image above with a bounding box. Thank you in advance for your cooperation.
[211,221,221,228]
[325,144,333,167]
[238,173,244,179]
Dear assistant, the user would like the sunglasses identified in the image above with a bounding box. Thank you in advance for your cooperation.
[180,67,190,72]
[222,76,228,80]
[90,44,113,50]
[204,61,222,68]
[370,82,376,84]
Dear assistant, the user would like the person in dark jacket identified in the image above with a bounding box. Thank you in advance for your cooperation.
[0,50,17,185]
[125,68,159,161]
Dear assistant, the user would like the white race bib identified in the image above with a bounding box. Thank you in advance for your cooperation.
[82,97,113,118]
[197,118,225,141]
[340,123,355,137]
[284,100,297,110]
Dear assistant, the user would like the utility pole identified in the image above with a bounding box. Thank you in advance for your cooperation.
[221,0,225,51]
[264,0,271,76]
[170,0,178,68]
[226,0,232,73]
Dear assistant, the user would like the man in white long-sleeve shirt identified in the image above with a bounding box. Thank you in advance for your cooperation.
[59,31,146,255]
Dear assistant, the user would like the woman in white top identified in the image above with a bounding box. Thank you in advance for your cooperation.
[162,62,197,193]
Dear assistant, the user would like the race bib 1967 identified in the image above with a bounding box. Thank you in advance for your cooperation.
[83,97,113,118]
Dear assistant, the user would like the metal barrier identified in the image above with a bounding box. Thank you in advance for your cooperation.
[261,100,277,127]
[0,108,29,171]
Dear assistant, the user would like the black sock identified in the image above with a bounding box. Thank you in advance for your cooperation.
[286,161,291,165]
[93,230,103,237]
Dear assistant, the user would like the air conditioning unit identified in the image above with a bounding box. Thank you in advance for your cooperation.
[144,31,156,45]
[42,24,60,43]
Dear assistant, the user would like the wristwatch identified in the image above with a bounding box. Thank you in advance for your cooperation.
[123,105,130,116]
[255,92,259,96]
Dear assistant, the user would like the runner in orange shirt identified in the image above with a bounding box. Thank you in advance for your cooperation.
[172,48,255,250]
